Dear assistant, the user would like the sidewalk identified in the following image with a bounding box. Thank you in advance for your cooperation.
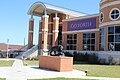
[6,59,27,80]
[0,59,120,80]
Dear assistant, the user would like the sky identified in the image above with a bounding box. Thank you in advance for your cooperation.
[0,0,101,45]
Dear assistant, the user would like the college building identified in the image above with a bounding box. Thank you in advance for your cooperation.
[25,0,120,62]
[0,43,25,58]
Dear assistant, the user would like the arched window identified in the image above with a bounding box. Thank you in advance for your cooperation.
[109,8,120,20]
[100,12,104,23]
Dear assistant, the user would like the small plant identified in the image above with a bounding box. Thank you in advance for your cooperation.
[64,52,73,57]
[108,56,113,65]
[88,53,98,64]
[113,58,120,65]
[99,58,106,64]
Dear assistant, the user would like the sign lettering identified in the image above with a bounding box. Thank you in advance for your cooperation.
[68,18,96,31]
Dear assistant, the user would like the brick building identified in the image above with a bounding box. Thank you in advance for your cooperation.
[27,0,120,62]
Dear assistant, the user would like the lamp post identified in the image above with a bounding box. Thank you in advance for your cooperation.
[6,39,9,60]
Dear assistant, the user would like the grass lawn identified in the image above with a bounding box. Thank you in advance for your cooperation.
[0,60,14,67]
[28,78,96,80]
[23,60,120,78]
[73,64,120,78]
[0,78,6,80]
[23,60,39,66]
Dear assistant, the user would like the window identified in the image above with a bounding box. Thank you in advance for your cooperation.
[99,28,105,51]
[66,34,77,50]
[108,26,120,51]
[100,12,104,23]
[58,26,62,45]
[83,33,95,51]
[109,8,120,20]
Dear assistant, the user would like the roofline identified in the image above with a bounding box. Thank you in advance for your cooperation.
[62,14,99,22]
[44,2,86,15]
[28,1,47,15]
[28,1,86,17]
[0,43,24,46]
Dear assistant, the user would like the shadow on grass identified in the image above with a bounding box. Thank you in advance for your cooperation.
[73,61,89,65]
[73,61,105,65]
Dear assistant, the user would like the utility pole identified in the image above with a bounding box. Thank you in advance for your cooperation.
[24,38,25,46]
[6,39,9,60]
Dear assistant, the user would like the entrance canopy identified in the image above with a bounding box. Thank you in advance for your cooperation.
[28,2,85,17]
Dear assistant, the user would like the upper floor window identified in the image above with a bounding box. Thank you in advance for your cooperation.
[100,12,104,23]
[109,8,120,20]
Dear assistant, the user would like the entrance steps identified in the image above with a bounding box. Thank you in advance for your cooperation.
[16,45,38,59]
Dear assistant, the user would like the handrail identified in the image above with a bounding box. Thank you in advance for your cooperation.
[22,45,38,58]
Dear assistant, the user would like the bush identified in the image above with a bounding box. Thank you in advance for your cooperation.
[108,56,113,65]
[26,57,38,60]
[88,53,98,64]
[64,51,99,64]
[98,58,106,65]
[74,52,89,62]
[113,58,120,65]
[64,52,73,57]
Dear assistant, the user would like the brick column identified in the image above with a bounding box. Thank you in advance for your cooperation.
[38,20,42,55]
[77,33,83,50]
[52,14,59,46]
[28,18,34,49]
[41,15,49,55]
[95,31,100,51]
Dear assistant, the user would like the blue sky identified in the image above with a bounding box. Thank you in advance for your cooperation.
[0,0,101,45]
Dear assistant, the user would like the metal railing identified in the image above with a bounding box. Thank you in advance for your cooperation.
[16,45,38,59]
[22,45,38,59]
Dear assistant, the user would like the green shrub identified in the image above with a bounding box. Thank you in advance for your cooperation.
[113,58,120,65]
[64,52,73,57]
[98,58,106,65]
[88,53,98,64]
[64,51,99,64]
[108,56,113,65]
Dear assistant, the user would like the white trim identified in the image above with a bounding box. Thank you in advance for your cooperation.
[39,20,42,22]
[63,14,99,22]
[52,30,59,33]
[48,33,53,35]
[100,0,105,4]
[59,22,62,24]
[99,20,120,27]
[100,1,120,10]
[62,29,99,34]
[42,49,48,51]
[48,22,53,24]
[42,29,48,32]
[28,2,86,17]
[39,32,42,34]
[29,31,34,33]
[42,15,49,18]
[53,17,59,20]
[99,12,104,23]
[39,32,53,35]
[45,3,86,17]
[109,8,120,21]
[29,18,34,21]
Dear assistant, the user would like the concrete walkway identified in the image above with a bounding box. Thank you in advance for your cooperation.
[6,59,27,80]
[0,59,120,80]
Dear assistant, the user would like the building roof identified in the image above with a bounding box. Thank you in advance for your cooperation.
[28,2,86,17]
[63,14,99,22]
[0,43,25,51]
